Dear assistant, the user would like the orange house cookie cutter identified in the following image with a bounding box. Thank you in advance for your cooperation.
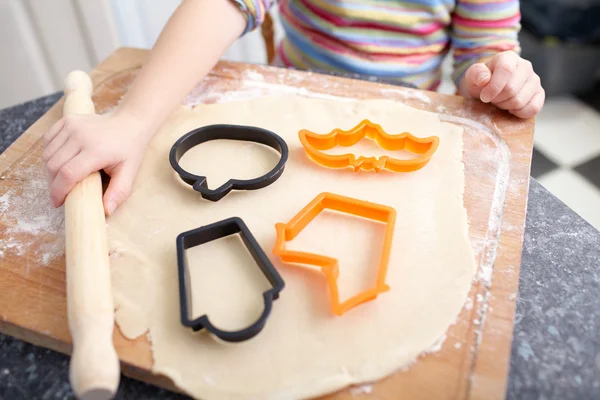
[273,192,396,316]
[298,119,439,172]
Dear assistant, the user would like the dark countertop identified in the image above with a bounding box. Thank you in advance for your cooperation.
[1,94,599,400]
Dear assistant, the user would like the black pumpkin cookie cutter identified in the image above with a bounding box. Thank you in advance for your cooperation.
[169,124,289,201]
[176,217,285,342]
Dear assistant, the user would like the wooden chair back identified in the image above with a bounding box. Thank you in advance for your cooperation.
[261,12,276,64]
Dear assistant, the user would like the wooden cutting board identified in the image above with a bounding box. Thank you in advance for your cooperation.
[0,47,534,399]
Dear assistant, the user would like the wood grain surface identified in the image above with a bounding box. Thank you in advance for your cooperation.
[0,47,535,399]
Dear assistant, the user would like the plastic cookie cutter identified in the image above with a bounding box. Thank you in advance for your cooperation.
[272,192,396,316]
[170,124,289,202]
[298,119,439,172]
[177,217,285,342]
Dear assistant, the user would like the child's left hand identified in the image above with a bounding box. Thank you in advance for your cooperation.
[460,51,545,119]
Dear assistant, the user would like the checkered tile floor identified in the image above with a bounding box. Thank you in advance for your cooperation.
[532,92,600,230]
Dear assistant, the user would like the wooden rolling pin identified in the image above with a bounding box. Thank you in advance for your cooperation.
[63,71,120,399]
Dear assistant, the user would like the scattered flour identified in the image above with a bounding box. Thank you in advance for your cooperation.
[243,69,265,82]
[0,193,10,213]
[379,88,432,104]
[349,384,373,396]
[436,104,448,113]
[439,114,510,288]
[0,237,24,256]
[464,297,473,311]
[426,334,447,354]
[184,78,354,106]
[0,164,64,266]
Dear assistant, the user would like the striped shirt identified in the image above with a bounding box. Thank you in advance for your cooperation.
[230,0,521,90]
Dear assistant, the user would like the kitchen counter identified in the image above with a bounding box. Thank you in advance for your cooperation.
[1,94,599,400]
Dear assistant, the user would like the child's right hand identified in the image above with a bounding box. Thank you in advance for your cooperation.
[40,0,247,215]
[42,112,149,215]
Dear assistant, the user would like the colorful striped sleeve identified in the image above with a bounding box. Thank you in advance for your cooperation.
[228,0,276,34]
[451,0,522,85]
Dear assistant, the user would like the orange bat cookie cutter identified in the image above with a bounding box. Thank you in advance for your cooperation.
[298,119,439,172]
[273,192,396,316]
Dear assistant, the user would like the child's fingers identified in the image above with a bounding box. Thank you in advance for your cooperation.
[494,76,540,111]
[510,90,546,119]
[489,61,531,104]
[49,151,99,207]
[42,128,70,163]
[43,118,65,147]
[103,163,137,216]
[480,53,519,103]
[464,63,492,98]
[46,140,81,183]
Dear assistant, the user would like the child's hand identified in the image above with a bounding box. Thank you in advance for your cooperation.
[42,112,148,215]
[461,51,545,119]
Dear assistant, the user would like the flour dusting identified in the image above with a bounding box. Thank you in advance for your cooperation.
[426,333,447,354]
[243,69,265,82]
[464,296,473,311]
[349,384,373,395]
[183,75,354,107]
[0,237,25,256]
[439,114,510,289]
[0,193,10,213]
[379,87,433,104]
[0,163,64,266]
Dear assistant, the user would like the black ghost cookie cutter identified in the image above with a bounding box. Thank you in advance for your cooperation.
[176,217,285,342]
[169,124,289,202]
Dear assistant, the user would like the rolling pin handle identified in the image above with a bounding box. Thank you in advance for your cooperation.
[62,70,120,400]
[63,71,96,116]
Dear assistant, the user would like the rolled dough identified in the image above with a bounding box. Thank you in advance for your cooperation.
[107,95,476,399]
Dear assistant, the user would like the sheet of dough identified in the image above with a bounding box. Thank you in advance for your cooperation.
[107,95,476,400]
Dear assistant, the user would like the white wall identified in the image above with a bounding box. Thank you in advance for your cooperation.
[109,0,180,49]
[109,0,274,64]
[0,0,55,108]
[0,0,273,109]
[0,0,119,108]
